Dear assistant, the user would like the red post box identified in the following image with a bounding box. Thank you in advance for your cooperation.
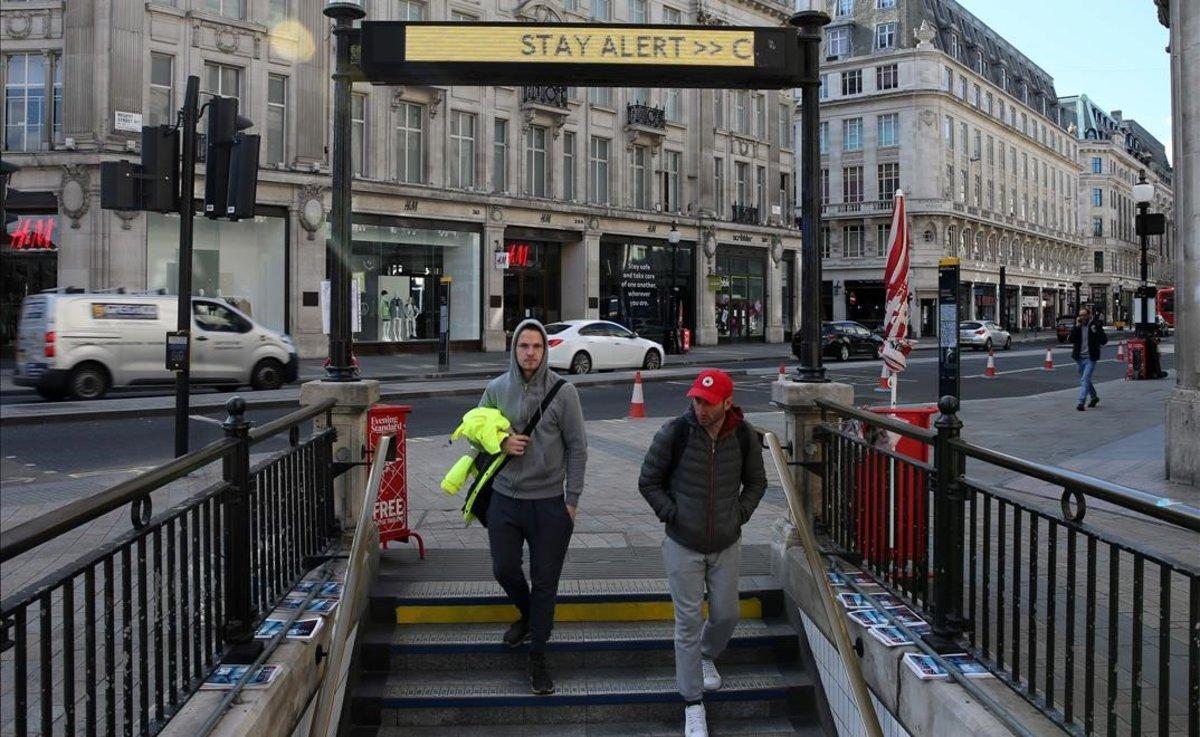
[853,405,937,584]
[367,404,425,558]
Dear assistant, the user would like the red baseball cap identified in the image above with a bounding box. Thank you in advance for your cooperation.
[687,369,734,405]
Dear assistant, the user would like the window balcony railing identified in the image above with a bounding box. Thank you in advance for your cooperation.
[626,103,666,130]
[521,86,569,110]
[731,204,760,225]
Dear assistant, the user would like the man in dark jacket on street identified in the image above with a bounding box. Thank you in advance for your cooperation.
[638,369,768,737]
[478,319,588,695]
[1069,306,1108,412]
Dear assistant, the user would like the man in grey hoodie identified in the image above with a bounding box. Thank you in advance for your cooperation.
[478,319,587,695]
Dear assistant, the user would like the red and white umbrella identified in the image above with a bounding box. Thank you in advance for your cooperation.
[881,189,913,380]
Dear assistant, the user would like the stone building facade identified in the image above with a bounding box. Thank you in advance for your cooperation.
[807,0,1088,336]
[0,0,801,358]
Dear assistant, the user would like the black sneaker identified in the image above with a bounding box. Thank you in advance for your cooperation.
[503,616,530,648]
[1076,403,1086,412]
[528,652,555,695]
[1089,396,1100,408]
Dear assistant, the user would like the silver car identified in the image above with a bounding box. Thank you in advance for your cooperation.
[959,321,1012,351]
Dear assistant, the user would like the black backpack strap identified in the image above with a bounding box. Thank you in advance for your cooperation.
[521,379,566,437]
[668,415,691,475]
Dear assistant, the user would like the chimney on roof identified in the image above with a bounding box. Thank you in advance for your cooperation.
[1111,110,1123,121]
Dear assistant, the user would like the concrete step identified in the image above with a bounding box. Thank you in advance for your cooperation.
[348,716,825,736]
[349,662,813,727]
[358,617,799,671]
[369,577,784,625]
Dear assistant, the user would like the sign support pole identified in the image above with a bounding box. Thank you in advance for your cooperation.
[174,76,200,458]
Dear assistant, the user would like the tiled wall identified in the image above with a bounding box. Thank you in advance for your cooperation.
[800,611,913,737]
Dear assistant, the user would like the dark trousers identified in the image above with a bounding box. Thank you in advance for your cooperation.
[487,493,574,652]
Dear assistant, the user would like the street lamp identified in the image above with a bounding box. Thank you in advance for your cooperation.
[668,221,682,353]
[1132,172,1155,335]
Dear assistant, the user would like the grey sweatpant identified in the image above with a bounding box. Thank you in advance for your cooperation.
[662,535,742,702]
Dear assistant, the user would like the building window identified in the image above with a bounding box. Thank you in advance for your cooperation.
[756,165,767,212]
[268,0,289,25]
[714,90,725,127]
[821,227,831,258]
[714,156,726,215]
[841,70,862,96]
[265,74,287,165]
[877,64,898,91]
[754,94,767,138]
[778,104,791,149]
[525,125,548,197]
[3,53,49,152]
[592,0,611,21]
[589,136,610,204]
[842,118,862,151]
[564,0,578,11]
[149,53,174,128]
[843,225,864,258]
[630,144,649,209]
[663,6,681,23]
[1093,251,1104,271]
[819,121,828,154]
[397,0,424,19]
[450,9,477,21]
[352,93,367,177]
[394,102,424,183]
[819,74,829,100]
[202,0,245,19]
[987,136,994,165]
[734,90,751,134]
[877,113,899,147]
[735,162,749,207]
[877,0,896,7]
[827,27,849,57]
[629,0,647,22]
[449,111,476,189]
[664,150,681,212]
[835,0,853,16]
[944,115,954,150]
[588,87,613,107]
[843,165,863,203]
[779,172,792,219]
[973,84,981,107]
[493,118,508,191]
[942,66,952,92]
[875,22,896,50]
[959,76,968,100]
[1092,188,1103,207]
[563,131,576,200]
[820,168,830,206]
[1091,156,1102,174]
[1092,217,1103,237]
[877,162,899,201]
[665,87,682,122]
[876,224,888,255]
[203,62,241,102]
[949,34,959,59]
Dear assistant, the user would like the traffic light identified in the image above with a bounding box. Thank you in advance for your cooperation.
[225,133,260,221]
[140,125,180,213]
[204,96,254,219]
[100,160,142,211]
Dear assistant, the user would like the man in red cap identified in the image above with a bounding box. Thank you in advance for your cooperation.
[638,368,767,737]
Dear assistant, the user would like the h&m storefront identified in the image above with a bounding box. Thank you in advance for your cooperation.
[502,227,571,339]
[2,192,60,349]
[599,235,695,353]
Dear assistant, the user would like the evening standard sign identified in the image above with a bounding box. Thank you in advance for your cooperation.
[359,22,800,88]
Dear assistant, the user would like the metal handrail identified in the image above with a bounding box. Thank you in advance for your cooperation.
[307,434,391,737]
[814,397,938,442]
[249,398,336,444]
[0,436,238,563]
[951,438,1200,532]
[760,429,884,737]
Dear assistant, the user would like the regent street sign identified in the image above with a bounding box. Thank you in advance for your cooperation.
[358,22,803,88]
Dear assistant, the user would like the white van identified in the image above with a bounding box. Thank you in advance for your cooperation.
[13,292,298,400]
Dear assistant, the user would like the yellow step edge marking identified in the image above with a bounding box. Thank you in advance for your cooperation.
[396,599,762,625]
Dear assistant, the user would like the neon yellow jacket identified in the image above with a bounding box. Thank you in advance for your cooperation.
[439,408,511,495]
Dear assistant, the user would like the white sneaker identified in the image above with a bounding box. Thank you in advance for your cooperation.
[684,703,709,737]
[701,658,722,691]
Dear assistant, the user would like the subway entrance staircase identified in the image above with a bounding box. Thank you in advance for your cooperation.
[338,545,827,737]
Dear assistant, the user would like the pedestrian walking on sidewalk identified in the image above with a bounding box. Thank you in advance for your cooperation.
[1069,306,1107,412]
[478,319,587,695]
[638,369,767,737]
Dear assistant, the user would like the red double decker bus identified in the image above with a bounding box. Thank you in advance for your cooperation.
[1156,287,1175,328]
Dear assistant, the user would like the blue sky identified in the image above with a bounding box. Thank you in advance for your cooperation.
[956,0,1172,159]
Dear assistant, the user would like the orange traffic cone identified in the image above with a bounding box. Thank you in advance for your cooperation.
[628,370,646,418]
[874,363,891,392]
[1043,347,1055,370]
[1116,341,1126,362]
[984,349,997,378]
[778,365,787,383]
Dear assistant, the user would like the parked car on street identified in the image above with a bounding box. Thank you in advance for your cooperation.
[14,292,298,400]
[1054,315,1076,343]
[959,321,1012,351]
[544,320,664,375]
[793,321,884,362]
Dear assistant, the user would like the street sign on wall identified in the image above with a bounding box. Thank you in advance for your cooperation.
[358,22,801,88]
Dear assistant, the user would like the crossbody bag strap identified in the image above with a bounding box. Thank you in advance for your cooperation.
[521,379,567,436]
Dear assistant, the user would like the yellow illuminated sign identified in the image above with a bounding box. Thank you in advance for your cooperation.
[404,26,757,66]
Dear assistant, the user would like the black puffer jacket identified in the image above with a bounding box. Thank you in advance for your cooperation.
[1069,319,1108,361]
[638,406,768,554]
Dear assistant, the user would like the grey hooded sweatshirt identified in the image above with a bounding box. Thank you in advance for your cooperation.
[478,320,588,506]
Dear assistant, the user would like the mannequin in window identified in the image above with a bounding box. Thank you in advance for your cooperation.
[390,294,405,340]
[379,290,395,341]
[403,297,420,340]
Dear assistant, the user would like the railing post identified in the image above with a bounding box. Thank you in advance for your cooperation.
[221,397,263,663]
[931,394,967,646]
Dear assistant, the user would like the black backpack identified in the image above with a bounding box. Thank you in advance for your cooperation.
[666,415,755,477]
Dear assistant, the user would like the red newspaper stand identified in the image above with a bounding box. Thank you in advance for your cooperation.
[367,404,425,558]
[854,405,937,582]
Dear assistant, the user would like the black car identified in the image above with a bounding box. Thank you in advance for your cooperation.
[792,321,885,362]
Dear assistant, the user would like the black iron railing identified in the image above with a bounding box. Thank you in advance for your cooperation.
[0,397,338,737]
[626,102,666,130]
[812,396,1200,737]
[521,85,569,109]
[731,204,760,225]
